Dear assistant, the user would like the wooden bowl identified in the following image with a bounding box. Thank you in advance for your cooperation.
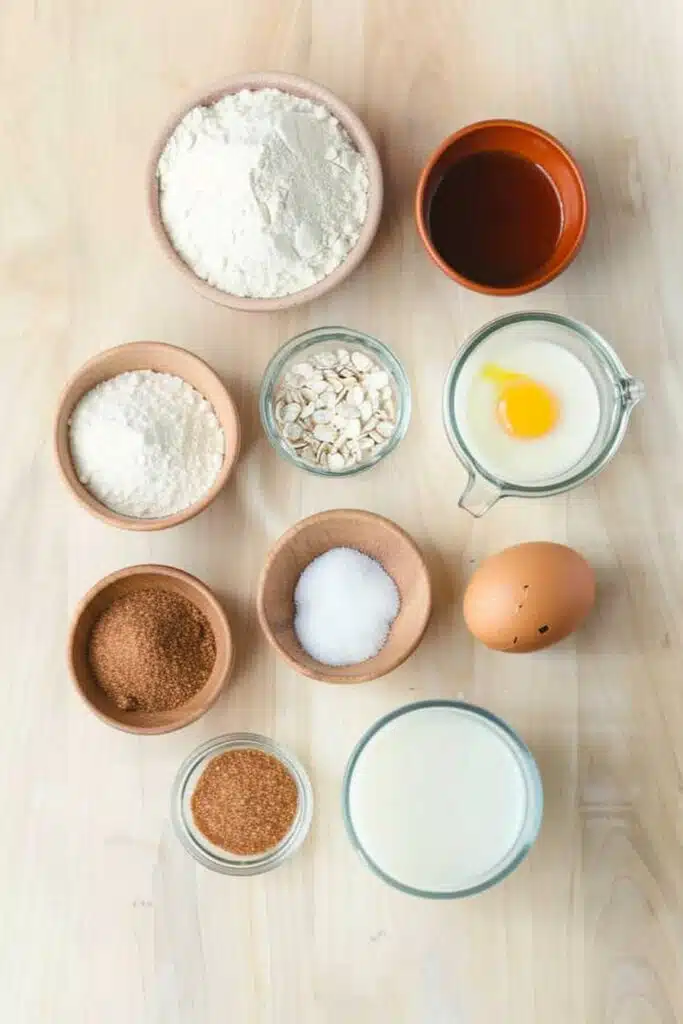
[415,119,588,296]
[257,510,432,684]
[148,71,383,312]
[55,341,240,530]
[68,564,233,734]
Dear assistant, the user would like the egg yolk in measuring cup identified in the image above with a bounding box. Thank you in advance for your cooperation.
[454,336,603,487]
[482,364,560,439]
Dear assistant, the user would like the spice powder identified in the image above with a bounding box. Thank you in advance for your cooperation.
[88,588,216,713]
[191,749,299,856]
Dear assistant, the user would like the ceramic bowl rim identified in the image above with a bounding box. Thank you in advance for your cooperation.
[415,118,588,296]
[148,71,384,311]
[256,508,432,684]
[54,340,241,531]
[67,563,234,735]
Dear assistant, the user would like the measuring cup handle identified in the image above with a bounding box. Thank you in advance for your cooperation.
[458,472,501,517]
[621,376,645,408]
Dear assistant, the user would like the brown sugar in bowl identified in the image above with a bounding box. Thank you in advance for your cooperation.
[68,564,234,734]
[415,119,588,296]
[148,71,383,312]
[55,341,241,531]
[257,509,432,684]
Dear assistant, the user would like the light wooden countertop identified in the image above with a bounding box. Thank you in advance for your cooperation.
[2,1,681,1021]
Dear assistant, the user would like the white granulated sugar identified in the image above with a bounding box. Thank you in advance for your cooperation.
[157,88,370,299]
[69,370,225,518]
[294,547,400,667]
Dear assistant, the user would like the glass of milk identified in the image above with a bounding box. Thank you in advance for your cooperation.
[342,700,543,898]
[443,311,644,516]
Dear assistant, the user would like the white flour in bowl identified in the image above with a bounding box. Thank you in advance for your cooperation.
[156,88,370,299]
[69,370,225,518]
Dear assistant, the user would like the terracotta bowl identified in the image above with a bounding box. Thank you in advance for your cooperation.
[68,564,234,734]
[148,71,384,312]
[257,510,432,684]
[415,119,588,296]
[55,341,240,531]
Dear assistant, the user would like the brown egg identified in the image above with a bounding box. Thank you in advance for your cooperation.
[463,542,595,653]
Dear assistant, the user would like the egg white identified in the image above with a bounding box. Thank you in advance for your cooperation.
[454,337,601,485]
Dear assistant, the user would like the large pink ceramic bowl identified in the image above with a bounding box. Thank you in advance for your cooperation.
[149,72,383,312]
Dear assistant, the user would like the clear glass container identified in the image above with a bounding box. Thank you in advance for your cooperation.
[171,733,313,875]
[342,700,543,899]
[443,311,645,516]
[260,326,411,476]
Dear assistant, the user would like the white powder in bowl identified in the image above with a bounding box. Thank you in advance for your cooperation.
[293,547,400,666]
[156,88,370,299]
[69,370,225,518]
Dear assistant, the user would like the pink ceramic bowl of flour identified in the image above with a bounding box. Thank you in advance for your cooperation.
[148,72,384,312]
[55,341,241,531]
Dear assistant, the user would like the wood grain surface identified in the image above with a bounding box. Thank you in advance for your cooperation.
[1,1,682,1021]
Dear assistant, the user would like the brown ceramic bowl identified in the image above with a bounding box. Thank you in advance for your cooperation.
[149,71,384,312]
[55,341,240,531]
[415,119,588,296]
[68,564,234,735]
[257,509,432,684]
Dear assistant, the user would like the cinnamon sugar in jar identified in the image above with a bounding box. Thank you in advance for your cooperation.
[171,734,313,875]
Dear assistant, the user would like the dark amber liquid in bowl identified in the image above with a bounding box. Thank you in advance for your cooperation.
[427,151,563,288]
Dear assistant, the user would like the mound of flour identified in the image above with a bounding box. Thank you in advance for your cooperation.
[69,370,224,518]
[157,88,370,298]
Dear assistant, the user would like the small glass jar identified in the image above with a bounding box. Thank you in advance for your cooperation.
[171,733,314,875]
[260,326,412,476]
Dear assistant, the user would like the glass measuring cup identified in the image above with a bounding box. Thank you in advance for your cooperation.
[443,312,644,516]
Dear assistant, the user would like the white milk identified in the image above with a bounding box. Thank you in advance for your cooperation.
[346,704,538,893]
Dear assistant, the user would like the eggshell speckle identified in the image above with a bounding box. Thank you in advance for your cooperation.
[463,542,595,653]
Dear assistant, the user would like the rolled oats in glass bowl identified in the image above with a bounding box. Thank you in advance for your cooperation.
[260,326,411,476]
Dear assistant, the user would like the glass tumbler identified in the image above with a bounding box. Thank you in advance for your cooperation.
[342,700,543,899]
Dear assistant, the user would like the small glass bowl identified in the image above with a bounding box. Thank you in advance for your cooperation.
[260,326,412,476]
[342,700,543,899]
[171,733,314,875]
